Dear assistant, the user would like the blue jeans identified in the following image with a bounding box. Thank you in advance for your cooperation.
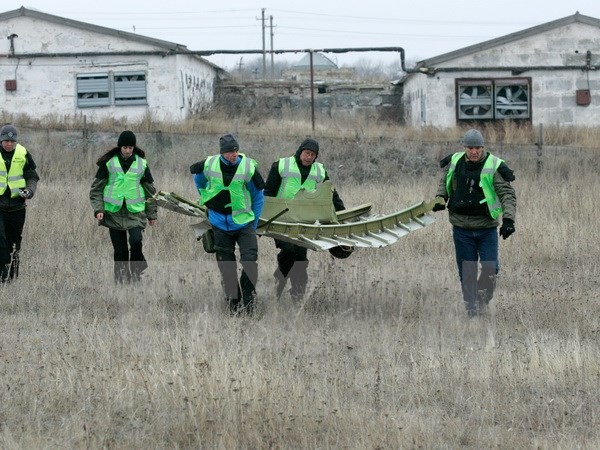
[452,226,499,314]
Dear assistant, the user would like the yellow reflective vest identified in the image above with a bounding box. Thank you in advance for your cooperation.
[0,144,27,198]
[276,156,325,199]
[446,152,504,220]
[199,154,256,225]
[103,155,147,213]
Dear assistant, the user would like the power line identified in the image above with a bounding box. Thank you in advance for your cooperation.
[278,26,492,39]
[53,8,537,28]
[271,8,536,26]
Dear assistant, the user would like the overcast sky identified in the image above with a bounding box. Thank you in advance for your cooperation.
[4,0,600,69]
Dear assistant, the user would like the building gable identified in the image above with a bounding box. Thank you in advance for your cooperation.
[0,7,188,53]
[416,12,600,68]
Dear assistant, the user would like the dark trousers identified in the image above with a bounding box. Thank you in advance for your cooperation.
[452,226,499,316]
[212,224,258,313]
[274,239,309,299]
[109,227,147,283]
[0,208,26,282]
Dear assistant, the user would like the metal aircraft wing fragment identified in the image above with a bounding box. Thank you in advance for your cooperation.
[261,181,339,224]
[154,191,207,218]
[256,198,441,251]
[154,190,442,251]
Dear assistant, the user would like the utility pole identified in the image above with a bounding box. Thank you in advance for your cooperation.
[237,57,244,80]
[309,50,315,133]
[261,8,266,80]
[269,15,275,79]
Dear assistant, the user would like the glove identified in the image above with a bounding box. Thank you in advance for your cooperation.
[432,196,447,212]
[499,219,515,240]
[19,188,33,199]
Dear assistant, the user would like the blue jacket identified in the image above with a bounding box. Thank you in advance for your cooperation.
[193,155,265,231]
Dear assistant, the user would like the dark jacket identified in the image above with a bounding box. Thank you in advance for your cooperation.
[89,147,157,230]
[436,151,516,229]
[264,154,345,211]
[190,154,265,231]
[0,146,40,212]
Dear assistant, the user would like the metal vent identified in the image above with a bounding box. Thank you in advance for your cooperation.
[495,83,530,118]
[458,84,493,119]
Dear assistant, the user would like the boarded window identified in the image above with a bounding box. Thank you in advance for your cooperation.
[114,72,147,105]
[76,71,147,108]
[77,73,110,107]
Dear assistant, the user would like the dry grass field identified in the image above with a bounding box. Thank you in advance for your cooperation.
[1,123,599,448]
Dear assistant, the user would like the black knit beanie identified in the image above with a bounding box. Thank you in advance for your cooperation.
[117,130,137,147]
[219,133,239,153]
[296,138,319,157]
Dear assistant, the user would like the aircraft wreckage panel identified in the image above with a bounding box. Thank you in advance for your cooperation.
[154,189,442,251]
[261,181,339,224]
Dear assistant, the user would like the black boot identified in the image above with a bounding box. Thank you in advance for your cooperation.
[240,271,257,315]
[8,248,19,280]
[0,264,9,283]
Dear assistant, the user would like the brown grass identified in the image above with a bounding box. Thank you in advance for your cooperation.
[0,125,598,448]
[5,109,600,148]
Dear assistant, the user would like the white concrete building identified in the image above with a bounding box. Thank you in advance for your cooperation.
[0,7,224,122]
[402,12,600,128]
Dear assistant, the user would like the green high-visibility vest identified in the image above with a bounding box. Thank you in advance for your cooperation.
[446,152,504,220]
[103,155,147,213]
[276,156,325,199]
[0,144,27,198]
[199,154,256,225]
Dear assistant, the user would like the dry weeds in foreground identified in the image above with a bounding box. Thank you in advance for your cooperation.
[0,131,599,448]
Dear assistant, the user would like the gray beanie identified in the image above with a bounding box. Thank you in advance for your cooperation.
[219,133,239,153]
[0,124,18,141]
[463,129,484,147]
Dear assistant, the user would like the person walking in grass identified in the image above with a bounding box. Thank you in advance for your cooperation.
[432,128,517,318]
[264,137,346,301]
[0,124,40,283]
[90,130,157,283]
[190,133,265,315]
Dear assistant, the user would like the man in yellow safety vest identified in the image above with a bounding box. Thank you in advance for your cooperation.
[264,138,345,301]
[432,129,517,318]
[0,124,40,283]
[190,133,265,315]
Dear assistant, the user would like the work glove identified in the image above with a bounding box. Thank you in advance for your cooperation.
[499,219,515,240]
[19,188,33,199]
[432,196,447,212]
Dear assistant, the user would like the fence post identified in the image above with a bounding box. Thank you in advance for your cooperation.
[83,115,89,153]
[536,123,543,175]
